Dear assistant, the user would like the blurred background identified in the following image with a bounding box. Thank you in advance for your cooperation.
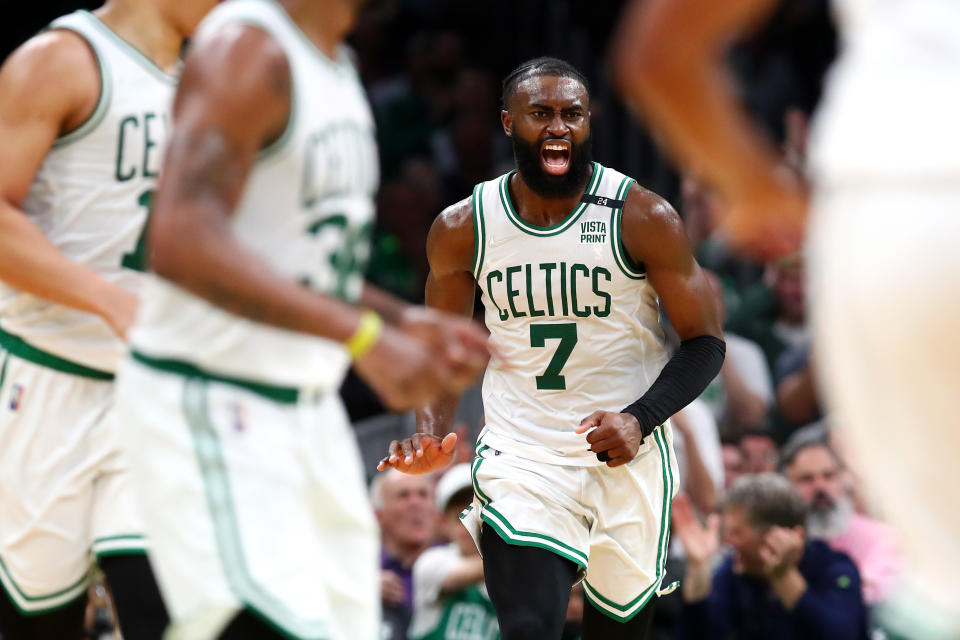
[6,2,903,640]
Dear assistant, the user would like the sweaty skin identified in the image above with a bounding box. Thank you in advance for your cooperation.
[379,74,722,473]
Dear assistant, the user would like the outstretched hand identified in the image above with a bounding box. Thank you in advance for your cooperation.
[576,411,645,467]
[671,493,721,566]
[377,432,458,475]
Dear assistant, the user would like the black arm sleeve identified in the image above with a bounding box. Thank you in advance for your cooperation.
[622,334,726,439]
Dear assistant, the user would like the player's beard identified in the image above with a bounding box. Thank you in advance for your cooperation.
[511,130,593,199]
[806,491,854,540]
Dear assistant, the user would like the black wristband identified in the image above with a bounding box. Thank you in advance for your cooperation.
[621,334,726,439]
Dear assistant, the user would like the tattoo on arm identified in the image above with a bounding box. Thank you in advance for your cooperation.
[172,127,248,208]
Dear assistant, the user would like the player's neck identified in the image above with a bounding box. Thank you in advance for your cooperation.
[95,1,183,73]
[279,0,356,59]
[509,165,593,227]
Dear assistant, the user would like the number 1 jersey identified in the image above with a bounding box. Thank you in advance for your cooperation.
[474,163,669,465]
[0,11,174,373]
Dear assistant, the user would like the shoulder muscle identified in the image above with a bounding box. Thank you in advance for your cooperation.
[426,196,475,278]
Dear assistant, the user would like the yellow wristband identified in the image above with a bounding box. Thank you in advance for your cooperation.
[345,311,383,360]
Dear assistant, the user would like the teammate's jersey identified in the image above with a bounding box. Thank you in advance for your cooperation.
[474,163,669,466]
[0,11,175,373]
[809,0,960,181]
[129,0,378,391]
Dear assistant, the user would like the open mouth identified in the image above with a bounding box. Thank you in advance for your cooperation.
[540,139,572,175]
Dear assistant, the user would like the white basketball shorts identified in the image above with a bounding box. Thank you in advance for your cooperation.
[460,423,679,622]
[115,353,379,640]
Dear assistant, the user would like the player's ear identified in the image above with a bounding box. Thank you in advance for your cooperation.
[501,110,512,137]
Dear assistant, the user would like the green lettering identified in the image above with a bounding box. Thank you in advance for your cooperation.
[115,115,138,182]
[505,265,525,318]
[570,263,590,318]
[540,263,556,316]
[559,261,569,316]
[142,112,159,178]
[486,270,508,322]
[592,267,612,317]
[524,264,545,317]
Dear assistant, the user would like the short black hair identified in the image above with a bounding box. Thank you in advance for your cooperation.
[501,57,589,108]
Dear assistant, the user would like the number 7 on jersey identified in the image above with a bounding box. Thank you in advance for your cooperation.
[529,322,578,390]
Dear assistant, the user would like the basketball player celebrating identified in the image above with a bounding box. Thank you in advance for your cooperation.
[112,0,491,638]
[379,58,724,639]
[614,0,960,636]
[0,1,218,637]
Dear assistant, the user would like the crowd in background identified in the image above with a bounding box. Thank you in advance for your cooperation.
[345,1,907,639]
[1,1,909,639]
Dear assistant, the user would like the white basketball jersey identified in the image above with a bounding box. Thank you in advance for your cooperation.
[130,0,378,391]
[475,163,669,466]
[0,11,175,373]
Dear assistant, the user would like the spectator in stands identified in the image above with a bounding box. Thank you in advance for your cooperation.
[726,253,809,379]
[371,469,438,640]
[740,430,779,474]
[782,439,902,605]
[700,269,775,435]
[721,438,745,491]
[674,475,869,640]
[409,464,497,640]
[775,345,821,429]
[672,400,724,513]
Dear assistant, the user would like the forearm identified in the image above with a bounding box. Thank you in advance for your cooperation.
[721,362,769,428]
[439,556,484,593]
[0,202,126,318]
[359,282,411,325]
[151,206,362,343]
[682,560,714,603]
[675,414,717,512]
[416,396,461,437]
[623,335,726,437]
[616,0,783,198]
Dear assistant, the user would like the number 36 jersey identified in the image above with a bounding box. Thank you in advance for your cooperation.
[474,163,669,466]
[130,0,378,392]
[0,11,175,374]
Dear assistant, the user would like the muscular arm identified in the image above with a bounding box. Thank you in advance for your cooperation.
[613,0,781,198]
[621,186,725,430]
[415,197,477,437]
[0,32,137,336]
[612,0,805,256]
[148,24,362,342]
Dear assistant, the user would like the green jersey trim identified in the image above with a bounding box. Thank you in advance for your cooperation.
[131,350,303,404]
[182,380,329,640]
[0,553,89,615]
[499,162,604,237]
[91,534,147,559]
[48,24,113,148]
[609,177,647,280]
[80,11,178,84]
[480,505,589,570]
[582,426,673,621]
[470,444,493,506]
[0,327,114,380]
[471,183,486,279]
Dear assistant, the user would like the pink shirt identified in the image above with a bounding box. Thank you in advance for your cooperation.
[827,513,903,604]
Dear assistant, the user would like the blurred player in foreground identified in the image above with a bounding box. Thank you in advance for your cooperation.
[614,0,960,635]
[0,0,218,637]
[113,0,490,637]
[381,57,724,639]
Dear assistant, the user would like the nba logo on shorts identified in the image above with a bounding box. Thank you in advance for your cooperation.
[9,384,23,411]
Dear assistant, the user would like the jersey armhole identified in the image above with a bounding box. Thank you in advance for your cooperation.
[610,177,647,280]
[46,26,113,149]
[471,182,486,279]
